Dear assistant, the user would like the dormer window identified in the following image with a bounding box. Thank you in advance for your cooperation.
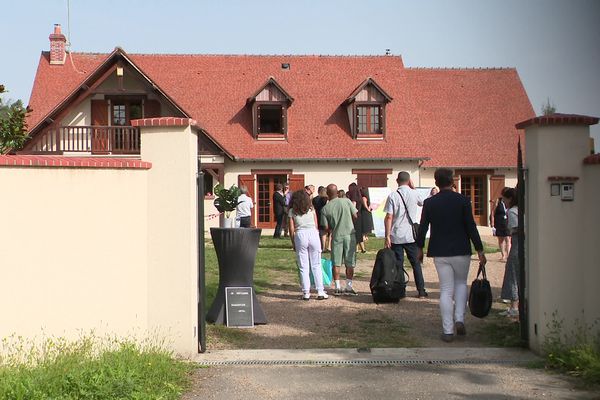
[345,78,392,140]
[357,105,382,134]
[247,77,294,140]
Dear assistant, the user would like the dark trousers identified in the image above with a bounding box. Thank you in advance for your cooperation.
[239,216,251,228]
[273,213,285,238]
[391,242,426,293]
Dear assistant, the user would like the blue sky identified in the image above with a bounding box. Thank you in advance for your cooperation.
[2,0,599,143]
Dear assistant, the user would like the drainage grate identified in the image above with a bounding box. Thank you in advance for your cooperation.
[197,359,524,367]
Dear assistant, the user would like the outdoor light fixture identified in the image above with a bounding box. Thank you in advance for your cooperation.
[116,66,124,77]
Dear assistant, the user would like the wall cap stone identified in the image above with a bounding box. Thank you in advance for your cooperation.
[516,113,599,129]
[0,155,151,169]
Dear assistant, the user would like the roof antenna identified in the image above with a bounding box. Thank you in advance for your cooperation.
[385,49,391,56]
[65,0,85,74]
[66,0,72,50]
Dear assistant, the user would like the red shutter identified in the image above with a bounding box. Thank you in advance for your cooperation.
[91,100,109,154]
[490,175,506,202]
[288,174,305,193]
[91,100,108,125]
[145,100,161,118]
[238,174,256,226]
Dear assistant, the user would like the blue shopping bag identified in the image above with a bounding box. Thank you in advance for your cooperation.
[310,258,332,287]
[297,257,333,287]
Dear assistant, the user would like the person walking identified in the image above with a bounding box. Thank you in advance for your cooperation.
[288,190,328,300]
[384,171,428,298]
[347,183,366,254]
[320,184,358,296]
[273,183,286,238]
[236,185,254,228]
[416,168,487,342]
[312,186,330,252]
[499,187,520,318]
[490,190,511,262]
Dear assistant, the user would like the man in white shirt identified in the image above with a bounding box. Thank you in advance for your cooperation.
[236,185,254,228]
[384,171,428,298]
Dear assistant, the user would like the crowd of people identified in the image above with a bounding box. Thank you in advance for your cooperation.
[234,170,521,342]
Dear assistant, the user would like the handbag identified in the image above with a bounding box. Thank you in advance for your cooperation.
[469,263,493,318]
[398,189,420,241]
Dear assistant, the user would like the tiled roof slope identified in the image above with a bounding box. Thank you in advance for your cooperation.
[405,68,534,167]
[27,52,535,167]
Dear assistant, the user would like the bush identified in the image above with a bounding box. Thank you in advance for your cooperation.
[0,334,195,400]
[543,313,600,385]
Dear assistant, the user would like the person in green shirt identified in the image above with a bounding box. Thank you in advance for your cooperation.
[320,184,358,296]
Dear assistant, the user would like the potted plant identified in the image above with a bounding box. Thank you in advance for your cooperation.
[213,184,241,228]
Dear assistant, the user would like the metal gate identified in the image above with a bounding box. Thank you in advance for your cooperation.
[517,139,528,344]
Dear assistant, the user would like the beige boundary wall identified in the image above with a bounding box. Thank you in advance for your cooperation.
[0,119,200,356]
[523,117,600,353]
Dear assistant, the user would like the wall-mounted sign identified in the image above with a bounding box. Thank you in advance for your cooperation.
[561,183,574,201]
[550,183,561,196]
[225,287,254,328]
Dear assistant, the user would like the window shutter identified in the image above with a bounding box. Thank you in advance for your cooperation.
[379,106,384,134]
[490,175,506,202]
[91,100,108,126]
[281,105,287,135]
[288,174,305,193]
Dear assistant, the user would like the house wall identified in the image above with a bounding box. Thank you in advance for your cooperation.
[525,123,600,353]
[223,160,420,191]
[0,167,149,341]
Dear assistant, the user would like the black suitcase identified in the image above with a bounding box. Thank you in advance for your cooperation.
[370,248,408,304]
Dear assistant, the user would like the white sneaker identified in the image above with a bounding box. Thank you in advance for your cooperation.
[317,292,329,300]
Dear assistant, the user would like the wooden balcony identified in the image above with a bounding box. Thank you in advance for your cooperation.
[26,126,141,155]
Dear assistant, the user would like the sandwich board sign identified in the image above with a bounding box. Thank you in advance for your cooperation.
[225,287,254,328]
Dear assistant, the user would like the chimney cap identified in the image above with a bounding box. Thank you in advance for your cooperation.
[49,24,66,41]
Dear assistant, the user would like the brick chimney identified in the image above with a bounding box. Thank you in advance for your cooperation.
[49,24,67,65]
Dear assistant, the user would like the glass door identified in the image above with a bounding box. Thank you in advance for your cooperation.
[256,174,287,229]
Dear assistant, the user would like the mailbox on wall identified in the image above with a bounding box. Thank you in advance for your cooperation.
[548,177,578,201]
[561,183,574,201]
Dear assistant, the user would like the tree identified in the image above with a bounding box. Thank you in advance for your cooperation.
[541,97,557,116]
[0,85,31,154]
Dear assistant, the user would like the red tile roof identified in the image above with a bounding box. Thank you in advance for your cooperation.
[27,51,535,167]
[516,113,599,129]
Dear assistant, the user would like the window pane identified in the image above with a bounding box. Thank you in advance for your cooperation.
[113,105,126,126]
[259,105,283,133]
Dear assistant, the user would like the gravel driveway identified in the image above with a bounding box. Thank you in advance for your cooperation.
[207,236,517,349]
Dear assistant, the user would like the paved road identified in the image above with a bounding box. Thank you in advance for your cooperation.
[183,349,599,399]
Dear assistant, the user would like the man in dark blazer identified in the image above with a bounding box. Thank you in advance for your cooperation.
[272,183,286,238]
[416,168,487,343]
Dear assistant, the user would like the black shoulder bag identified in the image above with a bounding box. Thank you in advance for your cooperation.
[398,189,419,241]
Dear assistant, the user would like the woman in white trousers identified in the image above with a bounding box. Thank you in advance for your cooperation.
[416,168,487,342]
[288,190,328,300]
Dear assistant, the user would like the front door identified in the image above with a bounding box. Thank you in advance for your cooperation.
[256,175,287,229]
[460,175,487,225]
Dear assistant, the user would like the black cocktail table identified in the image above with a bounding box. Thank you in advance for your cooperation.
[206,227,267,325]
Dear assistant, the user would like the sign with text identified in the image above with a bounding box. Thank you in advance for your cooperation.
[225,287,254,328]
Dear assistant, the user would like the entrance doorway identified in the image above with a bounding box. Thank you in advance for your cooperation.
[460,175,487,225]
[256,175,287,229]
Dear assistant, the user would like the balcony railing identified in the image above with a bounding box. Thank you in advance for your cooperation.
[28,126,141,155]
